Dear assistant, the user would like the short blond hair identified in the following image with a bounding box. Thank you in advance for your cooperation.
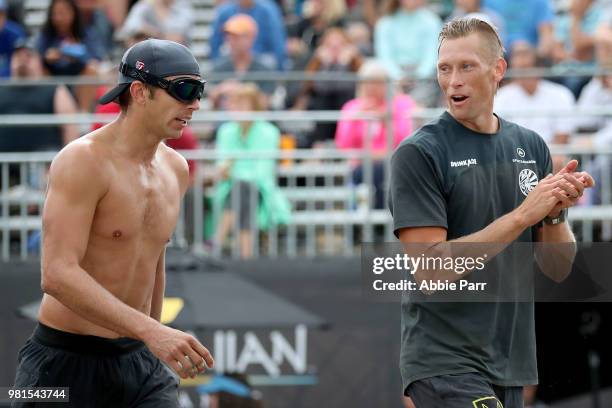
[438,17,505,62]
[228,83,265,111]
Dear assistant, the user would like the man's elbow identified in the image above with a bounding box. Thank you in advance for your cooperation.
[546,266,572,283]
[538,256,575,283]
[40,261,71,296]
[41,268,58,296]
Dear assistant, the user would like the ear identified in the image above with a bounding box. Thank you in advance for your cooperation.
[129,81,148,106]
[493,57,507,85]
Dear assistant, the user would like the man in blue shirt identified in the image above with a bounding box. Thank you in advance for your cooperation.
[210,0,287,70]
[484,0,555,58]
[0,0,25,77]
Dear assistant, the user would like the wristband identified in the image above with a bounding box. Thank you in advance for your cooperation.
[544,208,567,225]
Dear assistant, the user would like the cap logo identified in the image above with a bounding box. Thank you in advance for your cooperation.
[135,61,145,70]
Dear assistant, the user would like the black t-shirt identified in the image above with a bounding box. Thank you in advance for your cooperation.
[0,85,62,152]
[389,111,552,392]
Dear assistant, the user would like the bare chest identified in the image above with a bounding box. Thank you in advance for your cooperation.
[90,165,181,244]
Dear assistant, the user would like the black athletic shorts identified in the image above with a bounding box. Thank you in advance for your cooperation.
[407,372,524,408]
[12,323,179,408]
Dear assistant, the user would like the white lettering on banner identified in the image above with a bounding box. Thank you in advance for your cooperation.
[213,325,308,376]
[226,331,237,372]
[236,333,280,376]
[271,325,307,373]
[450,158,478,168]
[213,331,224,373]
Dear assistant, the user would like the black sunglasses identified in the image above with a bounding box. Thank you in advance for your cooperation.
[120,62,206,103]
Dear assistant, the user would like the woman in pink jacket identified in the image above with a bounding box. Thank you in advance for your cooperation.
[335,59,417,208]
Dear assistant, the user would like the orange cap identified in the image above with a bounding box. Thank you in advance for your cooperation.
[223,14,258,36]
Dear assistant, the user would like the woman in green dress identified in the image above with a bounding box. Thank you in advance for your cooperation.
[213,83,291,258]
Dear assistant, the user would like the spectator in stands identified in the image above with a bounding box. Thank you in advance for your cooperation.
[103,0,138,29]
[336,59,416,209]
[117,0,193,45]
[286,0,352,96]
[0,38,79,152]
[483,0,555,59]
[210,0,287,70]
[596,4,612,40]
[3,0,24,26]
[209,14,276,109]
[37,0,104,75]
[495,41,574,174]
[213,83,291,259]
[552,0,603,98]
[0,0,25,77]
[448,0,506,44]
[574,34,612,206]
[362,0,381,28]
[374,0,442,81]
[575,36,612,132]
[286,0,346,56]
[37,0,104,111]
[495,41,576,147]
[76,0,115,59]
[346,21,373,57]
[293,27,363,146]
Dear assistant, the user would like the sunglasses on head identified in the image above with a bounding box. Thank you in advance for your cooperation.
[120,62,206,103]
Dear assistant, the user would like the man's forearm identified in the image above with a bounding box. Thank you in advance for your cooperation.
[412,209,531,284]
[42,264,160,340]
[453,209,530,244]
[535,221,577,282]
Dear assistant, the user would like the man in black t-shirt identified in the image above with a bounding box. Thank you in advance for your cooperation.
[389,18,595,408]
[0,38,79,152]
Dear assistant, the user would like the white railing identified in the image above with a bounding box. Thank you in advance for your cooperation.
[1,145,612,261]
[2,67,612,259]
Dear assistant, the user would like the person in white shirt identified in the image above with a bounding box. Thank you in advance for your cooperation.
[575,36,612,134]
[495,41,575,146]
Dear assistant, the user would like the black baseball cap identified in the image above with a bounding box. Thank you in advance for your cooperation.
[99,39,201,105]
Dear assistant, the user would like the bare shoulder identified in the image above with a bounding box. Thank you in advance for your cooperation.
[159,143,189,191]
[48,134,111,196]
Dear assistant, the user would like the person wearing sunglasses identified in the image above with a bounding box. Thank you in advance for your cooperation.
[13,39,213,408]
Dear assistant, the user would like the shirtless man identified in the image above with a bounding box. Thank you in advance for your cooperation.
[13,39,213,407]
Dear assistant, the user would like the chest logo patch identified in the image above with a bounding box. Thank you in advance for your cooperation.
[518,168,538,196]
[517,147,525,158]
[450,158,478,168]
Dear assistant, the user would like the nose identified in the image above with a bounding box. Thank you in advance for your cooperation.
[449,70,464,88]
[187,97,200,111]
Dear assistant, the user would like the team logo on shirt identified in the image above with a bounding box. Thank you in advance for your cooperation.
[517,147,526,158]
[518,168,539,196]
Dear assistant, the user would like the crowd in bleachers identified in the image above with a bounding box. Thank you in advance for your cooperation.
[2,0,612,258]
[1,0,610,139]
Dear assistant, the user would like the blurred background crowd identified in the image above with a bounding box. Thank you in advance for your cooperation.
[2,0,612,259]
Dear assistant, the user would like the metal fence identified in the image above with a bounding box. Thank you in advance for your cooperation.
[1,144,612,261]
[2,68,612,259]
